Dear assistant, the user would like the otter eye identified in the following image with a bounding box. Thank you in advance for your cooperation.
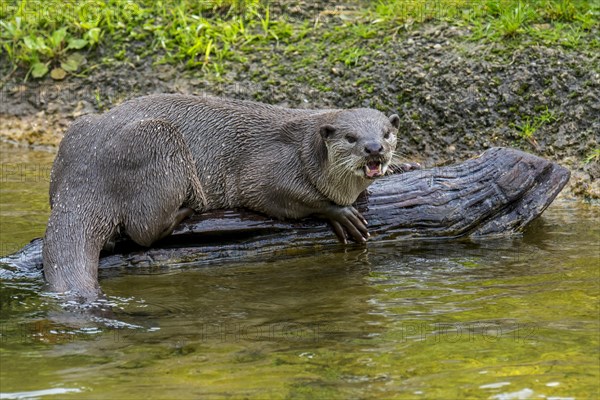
[345,135,357,144]
[384,132,391,139]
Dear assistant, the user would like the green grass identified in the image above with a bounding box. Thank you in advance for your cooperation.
[512,107,559,147]
[336,47,367,67]
[0,0,598,82]
[0,0,281,80]
[584,148,600,164]
[465,0,598,45]
[0,0,141,79]
[496,1,536,37]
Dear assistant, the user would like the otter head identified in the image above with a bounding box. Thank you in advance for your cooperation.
[320,109,399,181]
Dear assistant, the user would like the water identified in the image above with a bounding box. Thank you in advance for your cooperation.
[0,144,598,399]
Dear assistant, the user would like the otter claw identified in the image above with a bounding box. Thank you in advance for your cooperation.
[324,205,369,244]
[352,207,368,226]
[330,220,348,244]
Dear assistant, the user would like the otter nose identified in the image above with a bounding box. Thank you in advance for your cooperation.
[364,142,384,156]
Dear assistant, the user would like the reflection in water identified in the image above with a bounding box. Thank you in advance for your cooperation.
[0,144,598,399]
[0,388,83,399]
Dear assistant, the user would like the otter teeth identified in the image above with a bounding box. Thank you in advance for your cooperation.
[365,161,383,178]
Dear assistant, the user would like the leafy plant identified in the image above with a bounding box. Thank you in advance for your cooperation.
[0,3,101,80]
[19,28,89,79]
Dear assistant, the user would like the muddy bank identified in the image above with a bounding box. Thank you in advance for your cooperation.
[1,21,598,198]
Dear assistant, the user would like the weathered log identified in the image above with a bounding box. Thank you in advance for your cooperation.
[0,147,570,275]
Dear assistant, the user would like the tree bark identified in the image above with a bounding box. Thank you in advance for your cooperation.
[0,147,570,273]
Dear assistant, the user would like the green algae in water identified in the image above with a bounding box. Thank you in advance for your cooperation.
[0,146,598,399]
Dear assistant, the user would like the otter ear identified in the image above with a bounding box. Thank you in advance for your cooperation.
[389,114,400,129]
[320,124,336,140]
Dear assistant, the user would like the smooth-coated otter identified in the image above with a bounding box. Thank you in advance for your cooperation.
[44,94,399,300]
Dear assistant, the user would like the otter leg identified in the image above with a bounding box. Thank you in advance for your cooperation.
[156,207,194,242]
[102,240,116,254]
[125,205,195,247]
[102,226,121,253]
[319,205,369,244]
[117,119,204,248]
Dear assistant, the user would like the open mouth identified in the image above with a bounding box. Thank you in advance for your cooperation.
[364,160,384,179]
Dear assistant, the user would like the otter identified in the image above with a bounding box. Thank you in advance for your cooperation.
[43,94,399,300]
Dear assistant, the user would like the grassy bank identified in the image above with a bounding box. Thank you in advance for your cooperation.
[1,0,598,81]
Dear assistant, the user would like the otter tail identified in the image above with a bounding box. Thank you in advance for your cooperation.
[42,207,115,302]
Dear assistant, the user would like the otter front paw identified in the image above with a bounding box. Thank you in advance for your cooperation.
[323,205,369,244]
[399,161,421,172]
[389,161,422,174]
